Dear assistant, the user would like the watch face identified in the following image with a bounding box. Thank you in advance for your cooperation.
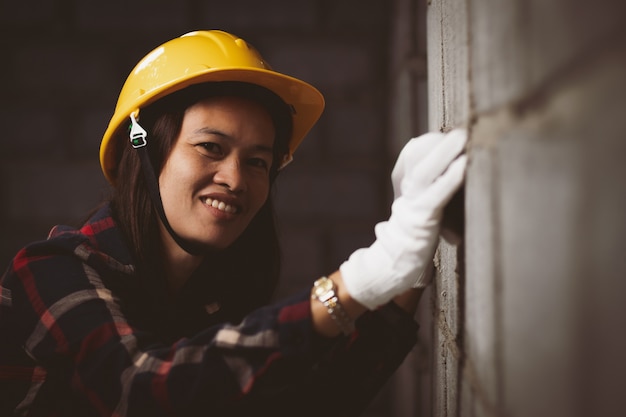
[312,277,335,300]
[319,278,333,292]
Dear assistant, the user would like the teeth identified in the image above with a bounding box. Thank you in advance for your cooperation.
[204,198,237,213]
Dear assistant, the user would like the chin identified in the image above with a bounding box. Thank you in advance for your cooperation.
[195,235,238,251]
[186,224,246,251]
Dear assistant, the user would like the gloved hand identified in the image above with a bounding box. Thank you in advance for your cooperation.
[339,129,468,309]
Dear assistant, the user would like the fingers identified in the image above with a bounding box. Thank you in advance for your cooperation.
[424,154,468,207]
[414,129,467,185]
[393,133,444,175]
[391,132,445,197]
[398,129,467,200]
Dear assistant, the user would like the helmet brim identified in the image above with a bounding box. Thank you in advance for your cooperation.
[99,67,324,184]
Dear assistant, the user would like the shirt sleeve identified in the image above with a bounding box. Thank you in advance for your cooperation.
[245,301,420,417]
[2,239,419,417]
[1,244,331,417]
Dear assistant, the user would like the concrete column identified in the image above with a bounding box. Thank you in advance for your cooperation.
[427,0,626,416]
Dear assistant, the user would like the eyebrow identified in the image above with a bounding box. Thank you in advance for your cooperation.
[194,127,274,154]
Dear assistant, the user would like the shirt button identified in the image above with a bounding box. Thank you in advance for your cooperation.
[204,302,221,315]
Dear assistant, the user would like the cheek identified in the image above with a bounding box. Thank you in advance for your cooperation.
[251,179,271,211]
[160,153,197,190]
[159,167,195,211]
[158,163,180,199]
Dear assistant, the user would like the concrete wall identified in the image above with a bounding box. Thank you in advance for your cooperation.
[424,0,626,416]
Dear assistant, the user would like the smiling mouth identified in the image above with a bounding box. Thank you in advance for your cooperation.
[203,197,238,214]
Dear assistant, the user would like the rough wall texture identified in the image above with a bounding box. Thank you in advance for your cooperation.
[426,0,626,416]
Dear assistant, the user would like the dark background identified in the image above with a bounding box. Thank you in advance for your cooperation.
[0,0,401,298]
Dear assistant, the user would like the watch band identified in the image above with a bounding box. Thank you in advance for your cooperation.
[311,276,356,335]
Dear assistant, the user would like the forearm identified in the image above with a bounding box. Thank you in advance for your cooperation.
[311,270,423,337]
[392,287,423,315]
[303,289,421,416]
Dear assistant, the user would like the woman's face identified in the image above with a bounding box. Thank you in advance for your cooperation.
[158,96,276,252]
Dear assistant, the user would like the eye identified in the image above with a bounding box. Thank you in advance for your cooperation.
[248,157,270,171]
[198,142,223,156]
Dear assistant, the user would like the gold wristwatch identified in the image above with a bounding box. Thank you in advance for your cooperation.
[311,276,355,335]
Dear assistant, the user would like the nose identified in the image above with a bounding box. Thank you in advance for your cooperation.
[213,157,246,193]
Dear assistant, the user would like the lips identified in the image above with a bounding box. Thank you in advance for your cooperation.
[203,197,238,214]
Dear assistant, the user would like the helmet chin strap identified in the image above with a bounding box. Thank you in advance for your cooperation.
[129,114,206,256]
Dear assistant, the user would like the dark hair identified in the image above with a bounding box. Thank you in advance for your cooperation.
[110,82,292,313]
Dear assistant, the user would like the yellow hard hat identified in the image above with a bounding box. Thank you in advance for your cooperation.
[99,30,325,184]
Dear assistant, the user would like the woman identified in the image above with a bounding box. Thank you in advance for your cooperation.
[0,30,467,416]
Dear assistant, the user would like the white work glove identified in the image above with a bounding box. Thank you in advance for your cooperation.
[340,129,468,309]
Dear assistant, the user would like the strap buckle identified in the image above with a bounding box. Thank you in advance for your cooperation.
[129,113,147,148]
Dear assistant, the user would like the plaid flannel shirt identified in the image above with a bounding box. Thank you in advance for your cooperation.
[0,204,419,417]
